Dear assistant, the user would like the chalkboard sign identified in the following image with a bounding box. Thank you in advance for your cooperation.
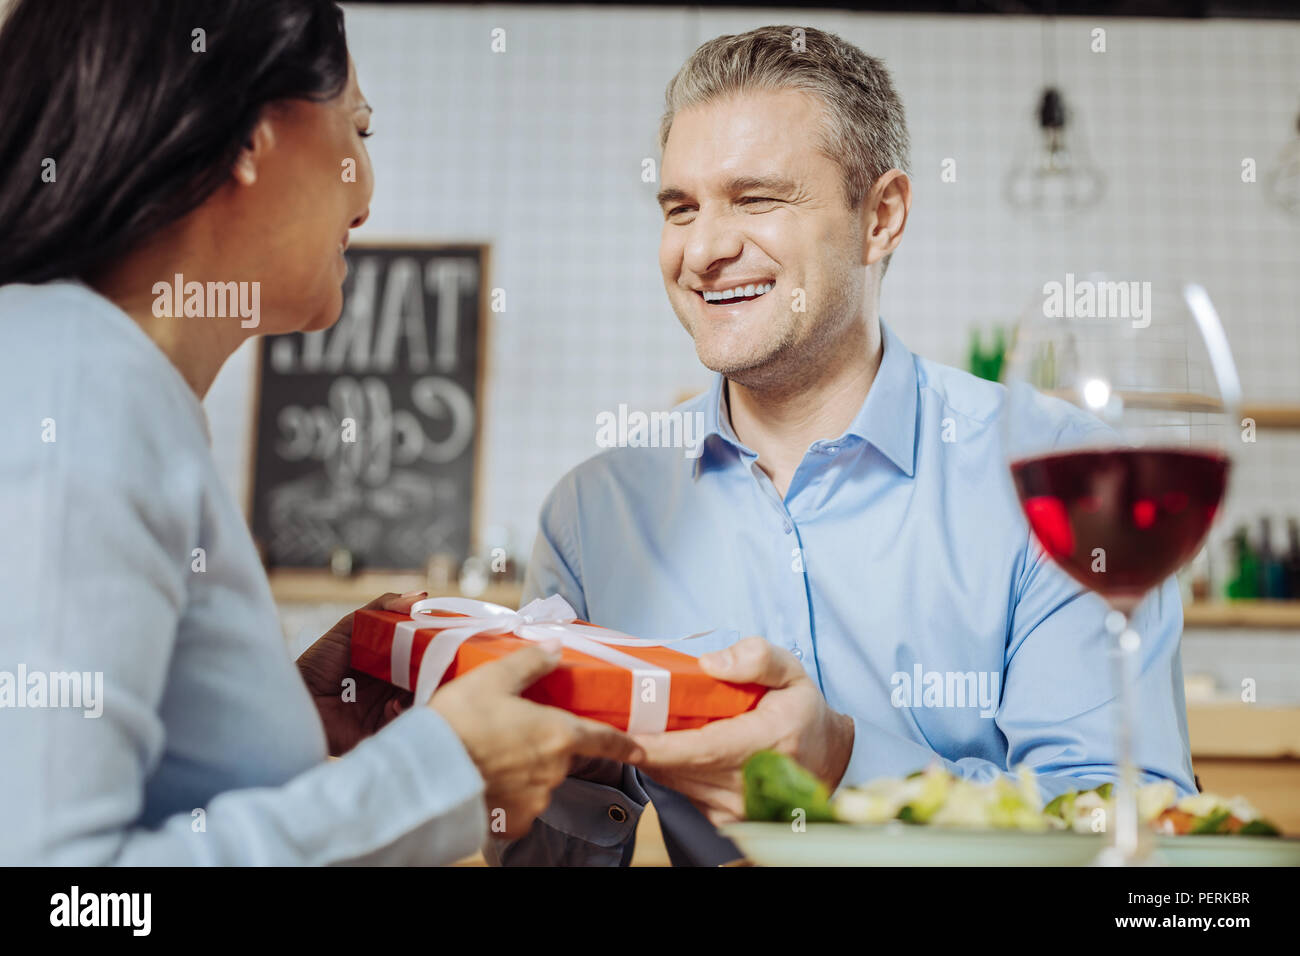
[249,244,488,572]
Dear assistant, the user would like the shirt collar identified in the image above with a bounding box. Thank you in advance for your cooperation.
[691,317,918,479]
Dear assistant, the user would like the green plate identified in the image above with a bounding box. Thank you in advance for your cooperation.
[721,822,1300,866]
[1156,834,1300,867]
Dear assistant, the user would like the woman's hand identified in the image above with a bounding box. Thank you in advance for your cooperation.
[296,590,426,757]
[429,642,646,839]
[298,590,645,838]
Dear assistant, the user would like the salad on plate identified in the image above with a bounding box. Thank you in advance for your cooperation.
[742,751,1281,836]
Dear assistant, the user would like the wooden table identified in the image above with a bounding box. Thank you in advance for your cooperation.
[1187,704,1300,834]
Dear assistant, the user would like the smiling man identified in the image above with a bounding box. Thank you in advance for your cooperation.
[488,25,1195,866]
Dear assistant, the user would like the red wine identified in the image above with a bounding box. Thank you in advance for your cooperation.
[1010,449,1229,602]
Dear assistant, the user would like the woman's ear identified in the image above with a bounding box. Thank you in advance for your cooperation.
[231,115,277,187]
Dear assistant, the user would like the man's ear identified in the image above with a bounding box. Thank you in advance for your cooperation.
[859,169,911,268]
[230,114,277,187]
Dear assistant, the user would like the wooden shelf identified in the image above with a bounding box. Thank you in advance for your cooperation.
[1035,398,1300,425]
[1187,704,1300,759]
[268,586,1299,625]
[1183,600,1300,629]
[269,569,523,608]
[1241,403,1300,430]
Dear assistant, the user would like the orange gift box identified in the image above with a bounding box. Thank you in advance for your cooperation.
[351,597,765,732]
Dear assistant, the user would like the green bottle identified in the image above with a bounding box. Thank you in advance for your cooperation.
[1226,526,1260,600]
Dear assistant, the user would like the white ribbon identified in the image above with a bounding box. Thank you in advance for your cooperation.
[389,595,712,734]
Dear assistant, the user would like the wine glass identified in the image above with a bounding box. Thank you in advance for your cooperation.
[1001,274,1242,865]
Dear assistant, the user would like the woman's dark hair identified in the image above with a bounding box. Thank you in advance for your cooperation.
[0,0,349,286]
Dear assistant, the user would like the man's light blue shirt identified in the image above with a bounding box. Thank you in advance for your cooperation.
[491,317,1195,866]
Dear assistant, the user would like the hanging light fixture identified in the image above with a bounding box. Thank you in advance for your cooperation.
[1266,102,1300,217]
[1005,18,1104,214]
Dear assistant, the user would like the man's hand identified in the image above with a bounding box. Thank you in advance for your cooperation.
[627,637,855,827]
[296,590,424,757]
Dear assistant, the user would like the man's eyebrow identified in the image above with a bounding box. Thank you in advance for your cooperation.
[656,187,691,206]
[657,177,799,207]
[723,175,798,195]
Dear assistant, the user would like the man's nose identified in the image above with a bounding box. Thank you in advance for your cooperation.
[682,211,743,276]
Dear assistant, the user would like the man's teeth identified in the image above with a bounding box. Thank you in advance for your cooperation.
[701,282,773,303]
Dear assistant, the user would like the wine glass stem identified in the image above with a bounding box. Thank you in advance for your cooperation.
[1107,609,1143,862]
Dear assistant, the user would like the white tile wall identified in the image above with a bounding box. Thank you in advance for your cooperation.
[1182,631,1300,705]
[205,5,1300,589]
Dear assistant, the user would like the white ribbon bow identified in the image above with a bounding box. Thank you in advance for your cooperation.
[390,595,711,734]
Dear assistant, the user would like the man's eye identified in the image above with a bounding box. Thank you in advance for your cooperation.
[666,206,693,219]
[358,128,374,139]
[740,196,778,208]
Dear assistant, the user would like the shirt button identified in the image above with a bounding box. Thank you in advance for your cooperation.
[792,647,804,660]
[607,805,628,824]
[783,521,793,534]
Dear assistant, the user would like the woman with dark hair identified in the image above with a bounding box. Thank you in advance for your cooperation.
[0,0,640,864]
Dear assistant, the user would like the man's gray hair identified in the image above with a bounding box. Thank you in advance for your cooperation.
[659,25,911,274]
